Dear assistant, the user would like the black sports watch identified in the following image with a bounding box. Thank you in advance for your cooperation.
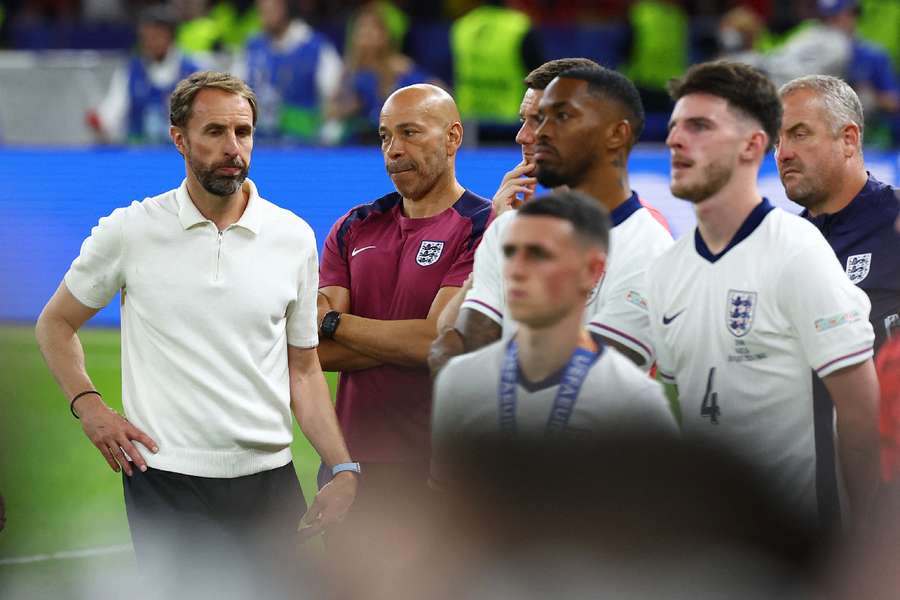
[320,310,342,339]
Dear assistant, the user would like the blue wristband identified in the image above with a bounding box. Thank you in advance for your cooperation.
[331,462,361,476]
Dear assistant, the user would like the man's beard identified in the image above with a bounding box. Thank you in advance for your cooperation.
[671,160,733,203]
[189,154,249,197]
[781,170,828,211]
[388,154,445,201]
[536,152,594,190]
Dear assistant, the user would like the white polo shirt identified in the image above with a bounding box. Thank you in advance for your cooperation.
[65,179,319,478]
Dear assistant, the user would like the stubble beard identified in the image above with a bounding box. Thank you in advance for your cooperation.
[536,152,595,190]
[782,170,829,213]
[671,159,733,204]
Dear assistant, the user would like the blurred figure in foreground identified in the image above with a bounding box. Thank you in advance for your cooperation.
[431,192,676,488]
[87,6,199,145]
[323,435,821,600]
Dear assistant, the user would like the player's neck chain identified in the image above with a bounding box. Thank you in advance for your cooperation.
[498,336,600,436]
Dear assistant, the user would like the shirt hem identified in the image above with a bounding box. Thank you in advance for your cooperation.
[144,446,292,478]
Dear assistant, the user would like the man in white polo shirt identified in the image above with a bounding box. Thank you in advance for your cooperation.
[35,71,357,597]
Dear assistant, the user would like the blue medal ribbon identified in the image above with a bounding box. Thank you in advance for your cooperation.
[498,338,600,437]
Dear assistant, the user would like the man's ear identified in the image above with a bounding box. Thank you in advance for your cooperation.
[606,120,632,152]
[840,122,862,158]
[446,121,463,157]
[171,126,186,157]
[583,248,607,293]
[739,129,768,163]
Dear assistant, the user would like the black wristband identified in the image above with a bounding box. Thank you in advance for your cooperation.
[70,390,102,420]
[320,311,342,340]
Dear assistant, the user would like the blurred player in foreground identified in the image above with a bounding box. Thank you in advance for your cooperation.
[430,66,673,375]
[649,60,879,532]
[315,84,491,561]
[36,71,355,598]
[431,192,676,488]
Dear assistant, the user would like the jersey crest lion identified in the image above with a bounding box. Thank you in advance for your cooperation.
[416,240,445,266]
[726,290,757,337]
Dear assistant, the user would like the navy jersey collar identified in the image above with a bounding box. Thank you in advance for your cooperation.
[694,198,774,263]
[801,173,888,231]
[516,333,606,393]
[609,192,642,227]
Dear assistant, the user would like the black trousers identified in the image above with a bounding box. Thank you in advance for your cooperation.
[123,462,309,599]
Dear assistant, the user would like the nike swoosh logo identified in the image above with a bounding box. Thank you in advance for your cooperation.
[351,245,376,257]
[662,309,685,325]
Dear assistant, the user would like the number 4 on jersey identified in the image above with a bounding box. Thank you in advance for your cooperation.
[700,367,721,424]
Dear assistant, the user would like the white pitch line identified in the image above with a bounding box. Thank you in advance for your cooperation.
[0,544,132,566]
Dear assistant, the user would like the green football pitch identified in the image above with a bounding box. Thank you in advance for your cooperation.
[0,324,330,597]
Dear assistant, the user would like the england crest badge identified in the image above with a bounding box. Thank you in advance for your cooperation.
[845,253,871,285]
[726,290,757,337]
[416,240,445,266]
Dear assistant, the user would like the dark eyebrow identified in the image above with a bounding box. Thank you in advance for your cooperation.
[668,116,714,132]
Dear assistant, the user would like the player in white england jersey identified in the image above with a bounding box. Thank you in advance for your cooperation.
[432,192,676,487]
[429,64,673,375]
[649,60,880,529]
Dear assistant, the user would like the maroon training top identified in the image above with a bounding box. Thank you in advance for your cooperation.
[319,190,492,463]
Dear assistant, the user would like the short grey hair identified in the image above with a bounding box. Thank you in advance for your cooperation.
[778,75,865,145]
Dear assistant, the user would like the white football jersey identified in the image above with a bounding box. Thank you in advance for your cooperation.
[462,194,673,369]
[431,334,678,481]
[647,200,874,522]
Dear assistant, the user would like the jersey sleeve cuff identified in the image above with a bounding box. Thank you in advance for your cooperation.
[815,346,873,378]
[460,298,503,325]
[588,322,654,366]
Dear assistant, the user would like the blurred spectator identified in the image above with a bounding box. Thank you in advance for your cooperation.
[235,0,342,143]
[717,5,767,69]
[328,2,439,144]
[856,0,900,72]
[764,0,899,146]
[623,0,688,113]
[86,6,199,144]
[450,1,543,133]
[174,0,260,55]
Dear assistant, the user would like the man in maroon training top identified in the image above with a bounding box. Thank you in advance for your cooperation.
[316,84,491,557]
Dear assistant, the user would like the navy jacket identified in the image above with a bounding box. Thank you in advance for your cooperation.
[803,174,900,352]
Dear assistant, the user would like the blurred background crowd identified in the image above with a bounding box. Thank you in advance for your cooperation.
[0,0,898,147]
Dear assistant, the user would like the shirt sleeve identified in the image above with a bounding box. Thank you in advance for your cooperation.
[780,241,875,377]
[64,206,129,309]
[587,265,655,370]
[287,228,320,348]
[318,213,351,289]
[439,211,492,289]
[95,66,129,143]
[646,262,676,384]
[460,212,506,324]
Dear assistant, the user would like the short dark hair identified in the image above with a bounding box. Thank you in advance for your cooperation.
[556,66,646,147]
[667,60,782,152]
[524,58,600,90]
[170,71,258,128]
[516,191,610,251]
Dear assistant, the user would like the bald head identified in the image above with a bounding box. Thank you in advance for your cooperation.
[381,84,461,128]
[378,84,464,202]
